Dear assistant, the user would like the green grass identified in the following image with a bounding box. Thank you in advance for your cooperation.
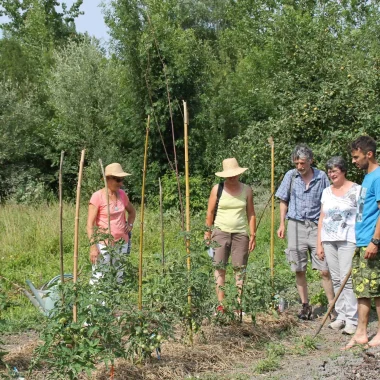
[292,335,319,356]
[0,198,322,333]
[255,355,281,374]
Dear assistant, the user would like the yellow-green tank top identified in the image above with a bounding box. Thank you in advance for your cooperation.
[214,184,247,233]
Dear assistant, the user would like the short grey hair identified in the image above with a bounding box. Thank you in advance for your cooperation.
[291,144,313,162]
[325,156,347,174]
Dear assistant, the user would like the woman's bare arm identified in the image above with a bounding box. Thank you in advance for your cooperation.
[246,186,256,251]
[204,185,218,241]
[125,202,136,233]
[87,203,99,264]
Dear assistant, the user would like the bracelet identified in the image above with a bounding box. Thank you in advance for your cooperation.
[205,226,212,232]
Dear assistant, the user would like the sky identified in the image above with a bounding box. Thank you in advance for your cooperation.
[66,0,110,41]
[0,0,110,41]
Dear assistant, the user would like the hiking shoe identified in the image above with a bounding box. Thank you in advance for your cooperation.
[297,303,312,320]
[342,324,356,335]
[328,319,345,331]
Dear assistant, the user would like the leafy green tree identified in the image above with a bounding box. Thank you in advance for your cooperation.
[0,0,83,43]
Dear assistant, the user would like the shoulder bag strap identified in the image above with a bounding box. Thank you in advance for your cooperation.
[288,170,297,199]
[213,182,224,224]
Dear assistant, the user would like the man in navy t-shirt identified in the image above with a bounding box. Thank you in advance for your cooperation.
[345,136,380,349]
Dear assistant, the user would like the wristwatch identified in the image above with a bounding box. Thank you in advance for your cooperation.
[371,238,380,246]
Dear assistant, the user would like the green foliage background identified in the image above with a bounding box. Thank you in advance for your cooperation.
[2,0,380,202]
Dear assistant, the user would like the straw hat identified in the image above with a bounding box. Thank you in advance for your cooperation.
[215,158,248,178]
[105,163,131,177]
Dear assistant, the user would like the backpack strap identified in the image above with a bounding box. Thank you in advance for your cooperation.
[213,182,224,224]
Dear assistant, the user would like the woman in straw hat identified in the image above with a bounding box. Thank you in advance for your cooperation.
[87,163,136,282]
[204,158,256,312]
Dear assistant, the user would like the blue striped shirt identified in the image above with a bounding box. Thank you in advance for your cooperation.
[275,168,330,222]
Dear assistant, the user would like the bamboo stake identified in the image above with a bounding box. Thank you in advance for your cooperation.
[138,116,150,311]
[73,149,85,323]
[314,269,352,338]
[183,101,193,345]
[268,137,275,281]
[99,159,111,235]
[59,151,65,289]
[159,177,165,269]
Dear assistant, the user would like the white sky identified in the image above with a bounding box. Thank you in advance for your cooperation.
[0,0,110,41]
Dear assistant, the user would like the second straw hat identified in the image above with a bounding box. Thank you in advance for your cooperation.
[105,163,131,177]
[215,158,248,178]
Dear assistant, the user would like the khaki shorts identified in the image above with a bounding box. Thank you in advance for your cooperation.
[211,229,249,268]
[286,219,328,272]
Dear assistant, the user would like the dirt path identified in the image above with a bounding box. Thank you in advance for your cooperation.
[254,310,380,380]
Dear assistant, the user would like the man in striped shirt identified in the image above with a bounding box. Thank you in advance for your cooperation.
[276,144,334,320]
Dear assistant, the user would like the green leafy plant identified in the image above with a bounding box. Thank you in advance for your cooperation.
[29,229,178,378]
[292,335,319,356]
[310,289,328,307]
[255,355,280,374]
[0,284,11,368]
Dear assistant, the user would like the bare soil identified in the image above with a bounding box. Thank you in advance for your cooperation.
[1,309,380,379]
[260,309,380,380]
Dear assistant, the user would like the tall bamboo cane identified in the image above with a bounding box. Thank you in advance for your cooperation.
[268,137,275,282]
[183,101,193,345]
[159,177,165,269]
[59,151,65,289]
[99,159,113,378]
[138,116,150,311]
[99,159,111,235]
[73,149,85,322]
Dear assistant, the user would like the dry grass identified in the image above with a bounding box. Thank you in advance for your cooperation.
[94,314,297,379]
[2,313,297,379]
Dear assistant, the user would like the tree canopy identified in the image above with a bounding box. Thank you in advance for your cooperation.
[1,0,380,204]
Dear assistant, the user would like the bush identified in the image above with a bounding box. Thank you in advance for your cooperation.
[150,171,213,213]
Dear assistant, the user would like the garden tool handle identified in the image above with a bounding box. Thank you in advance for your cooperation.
[313,268,352,338]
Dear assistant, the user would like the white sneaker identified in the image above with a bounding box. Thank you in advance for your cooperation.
[342,324,357,335]
[328,319,345,331]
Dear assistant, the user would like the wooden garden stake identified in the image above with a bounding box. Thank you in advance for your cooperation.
[184,102,191,275]
[268,137,275,282]
[183,101,193,345]
[314,269,352,338]
[138,116,150,311]
[159,177,165,269]
[99,159,111,234]
[59,151,65,290]
[73,149,85,323]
